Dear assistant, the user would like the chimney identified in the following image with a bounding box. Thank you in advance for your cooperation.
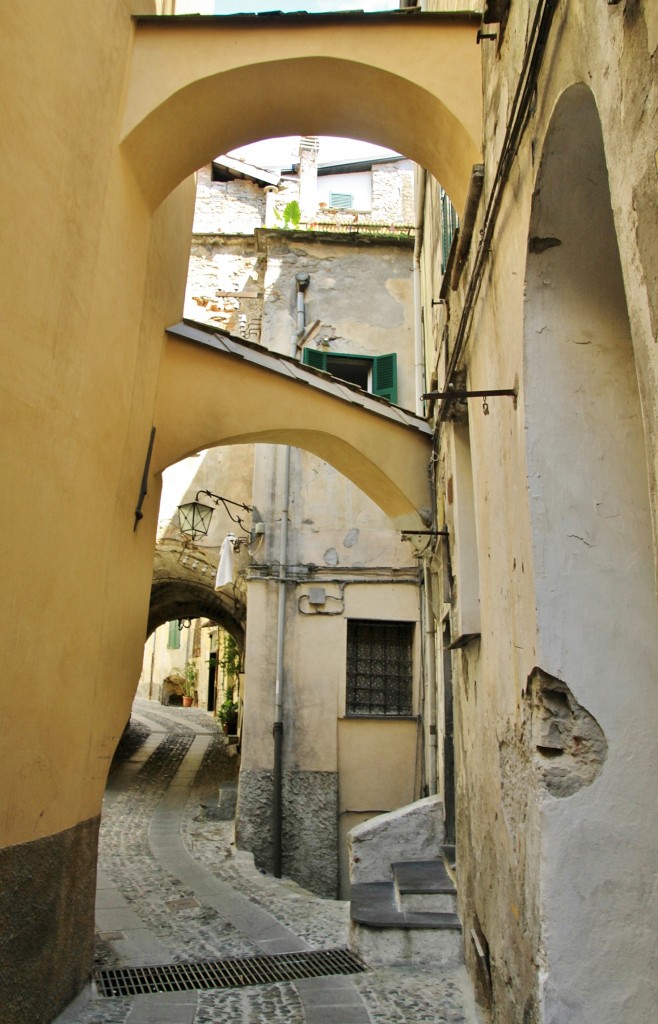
[297,136,319,222]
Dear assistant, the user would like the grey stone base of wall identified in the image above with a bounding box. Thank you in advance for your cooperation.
[236,769,338,898]
[0,816,99,1024]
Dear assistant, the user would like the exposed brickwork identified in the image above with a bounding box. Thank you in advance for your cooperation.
[193,165,267,235]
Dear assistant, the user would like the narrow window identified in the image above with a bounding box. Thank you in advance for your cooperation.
[325,355,371,390]
[346,620,414,717]
[167,620,181,650]
[440,187,459,274]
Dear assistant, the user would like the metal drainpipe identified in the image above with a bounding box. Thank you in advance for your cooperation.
[148,630,157,701]
[413,168,427,417]
[413,169,436,790]
[438,0,559,424]
[273,270,310,878]
[423,561,438,795]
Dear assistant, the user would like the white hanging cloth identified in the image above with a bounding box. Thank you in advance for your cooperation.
[215,534,237,589]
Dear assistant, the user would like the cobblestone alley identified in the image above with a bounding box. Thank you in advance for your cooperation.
[57,698,480,1024]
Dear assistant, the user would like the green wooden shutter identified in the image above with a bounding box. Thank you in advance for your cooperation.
[167,620,181,649]
[303,349,328,370]
[440,188,459,274]
[373,353,397,404]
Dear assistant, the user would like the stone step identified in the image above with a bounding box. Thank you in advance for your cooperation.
[393,859,457,914]
[349,917,463,967]
[349,878,462,966]
[398,890,458,913]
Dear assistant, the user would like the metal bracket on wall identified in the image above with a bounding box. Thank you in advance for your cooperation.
[446,633,481,650]
[400,529,449,537]
[134,426,156,531]
[422,386,518,415]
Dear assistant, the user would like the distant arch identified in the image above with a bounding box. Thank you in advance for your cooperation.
[147,576,245,648]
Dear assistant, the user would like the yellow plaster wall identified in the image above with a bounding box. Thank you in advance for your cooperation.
[338,719,418,811]
[0,0,196,846]
[338,717,419,896]
[1,4,479,850]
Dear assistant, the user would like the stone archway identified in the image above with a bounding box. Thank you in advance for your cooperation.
[147,578,245,646]
[153,323,434,533]
[122,12,482,214]
[523,83,658,1023]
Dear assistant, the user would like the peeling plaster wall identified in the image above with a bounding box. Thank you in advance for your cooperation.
[185,235,263,340]
[524,80,658,1024]
[421,3,658,1022]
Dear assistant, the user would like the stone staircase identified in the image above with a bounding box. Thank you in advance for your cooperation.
[347,797,463,967]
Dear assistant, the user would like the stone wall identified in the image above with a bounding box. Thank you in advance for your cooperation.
[272,160,415,229]
[185,235,262,340]
[236,769,339,898]
[0,818,99,1024]
[193,165,266,235]
[371,162,415,225]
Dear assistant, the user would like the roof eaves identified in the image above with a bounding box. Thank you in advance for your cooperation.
[212,155,281,187]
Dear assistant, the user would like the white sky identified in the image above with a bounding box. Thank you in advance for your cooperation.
[215,0,403,167]
[215,1,400,13]
[229,135,401,170]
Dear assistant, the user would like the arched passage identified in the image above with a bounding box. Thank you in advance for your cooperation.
[147,577,245,646]
[153,323,434,532]
[524,83,658,1022]
[123,13,482,213]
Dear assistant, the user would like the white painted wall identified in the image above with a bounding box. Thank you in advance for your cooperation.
[524,85,658,1024]
[317,170,372,211]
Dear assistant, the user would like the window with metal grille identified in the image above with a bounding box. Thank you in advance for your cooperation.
[330,192,354,209]
[346,620,414,716]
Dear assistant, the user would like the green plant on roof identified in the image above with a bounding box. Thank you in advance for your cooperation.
[274,199,301,230]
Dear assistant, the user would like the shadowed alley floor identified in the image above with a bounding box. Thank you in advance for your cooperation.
[56,698,480,1024]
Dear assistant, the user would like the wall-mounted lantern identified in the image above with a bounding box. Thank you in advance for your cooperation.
[177,490,254,542]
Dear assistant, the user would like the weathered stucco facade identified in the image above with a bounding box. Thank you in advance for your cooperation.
[237,229,422,898]
[148,151,424,899]
[0,3,656,1023]
[419,2,658,1021]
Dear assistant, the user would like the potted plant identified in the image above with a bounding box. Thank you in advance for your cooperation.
[182,660,198,707]
[217,686,239,735]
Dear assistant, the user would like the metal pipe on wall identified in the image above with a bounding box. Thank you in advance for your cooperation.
[423,561,438,795]
[272,270,309,878]
[413,167,428,417]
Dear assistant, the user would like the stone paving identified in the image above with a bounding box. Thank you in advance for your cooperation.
[57,698,482,1024]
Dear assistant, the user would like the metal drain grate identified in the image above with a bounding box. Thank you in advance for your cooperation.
[94,946,367,997]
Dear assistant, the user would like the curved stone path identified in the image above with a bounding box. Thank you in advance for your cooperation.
[57,699,481,1024]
